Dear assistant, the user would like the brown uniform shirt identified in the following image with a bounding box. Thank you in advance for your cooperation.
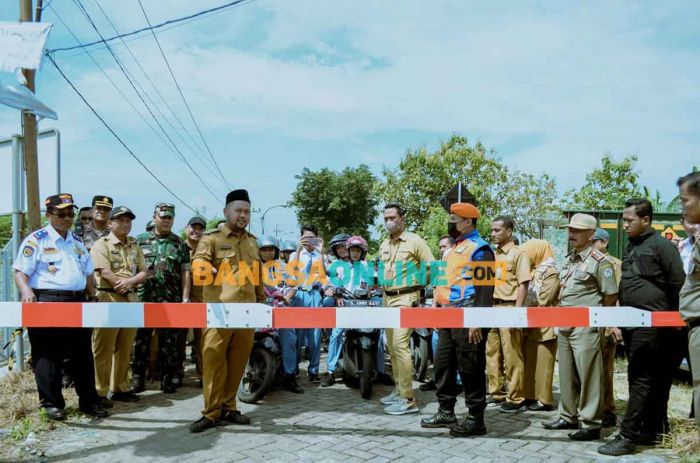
[188,242,204,303]
[193,226,265,303]
[559,245,618,307]
[378,230,434,292]
[604,253,622,287]
[494,240,531,303]
[680,241,700,322]
[90,232,147,302]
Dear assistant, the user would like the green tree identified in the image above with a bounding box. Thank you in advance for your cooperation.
[289,165,379,245]
[376,135,560,239]
[0,216,11,249]
[564,154,642,210]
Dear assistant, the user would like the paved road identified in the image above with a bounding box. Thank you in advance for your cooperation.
[9,353,678,462]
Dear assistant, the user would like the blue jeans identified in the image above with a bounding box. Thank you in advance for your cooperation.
[279,289,323,375]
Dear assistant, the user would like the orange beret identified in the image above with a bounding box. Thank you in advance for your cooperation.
[450,202,481,219]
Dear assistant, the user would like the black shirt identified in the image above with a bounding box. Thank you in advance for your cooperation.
[620,230,685,311]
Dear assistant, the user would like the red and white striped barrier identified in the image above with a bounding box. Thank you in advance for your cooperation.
[0,303,685,329]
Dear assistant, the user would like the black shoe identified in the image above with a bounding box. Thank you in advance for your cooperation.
[420,408,457,428]
[598,434,636,456]
[419,380,437,392]
[500,402,523,414]
[527,401,553,412]
[189,416,217,433]
[161,377,176,394]
[450,416,486,437]
[321,372,336,387]
[130,375,145,394]
[221,410,251,425]
[282,374,304,394]
[97,396,114,409]
[543,418,578,430]
[376,372,395,386]
[172,374,183,388]
[110,391,140,402]
[486,395,504,406]
[602,413,617,428]
[568,428,600,441]
[43,406,65,421]
[80,403,109,418]
[308,373,320,384]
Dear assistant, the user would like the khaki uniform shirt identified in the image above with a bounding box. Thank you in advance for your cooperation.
[526,263,560,341]
[193,226,265,303]
[494,240,531,303]
[559,245,618,307]
[188,243,204,303]
[680,241,700,322]
[378,230,434,292]
[604,253,622,287]
[90,232,146,302]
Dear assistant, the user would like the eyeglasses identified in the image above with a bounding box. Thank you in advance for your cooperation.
[51,211,75,219]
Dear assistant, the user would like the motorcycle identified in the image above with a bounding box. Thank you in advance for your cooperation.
[411,287,434,382]
[336,287,383,399]
[237,288,284,404]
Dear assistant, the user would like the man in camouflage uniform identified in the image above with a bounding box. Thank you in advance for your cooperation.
[131,203,191,393]
[82,196,113,251]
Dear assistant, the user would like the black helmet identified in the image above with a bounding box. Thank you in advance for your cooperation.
[329,233,351,258]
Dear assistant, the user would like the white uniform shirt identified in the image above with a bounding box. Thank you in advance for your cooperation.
[680,237,695,275]
[288,247,324,290]
[13,225,94,291]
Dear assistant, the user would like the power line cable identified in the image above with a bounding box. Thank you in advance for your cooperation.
[47,0,253,54]
[46,54,198,213]
[70,0,223,203]
[137,0,230,190]
[90,0,227,186]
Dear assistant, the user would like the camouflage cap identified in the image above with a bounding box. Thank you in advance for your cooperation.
[154,202,175,218]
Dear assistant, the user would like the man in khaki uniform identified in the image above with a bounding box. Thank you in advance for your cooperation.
[543,213,618,441]
[592,228,622,427]
[189,189,265,433]
[82,196,113,250]
[521,239,560,412]
[90,206,148,405]
[378,204,435,415]
[677,172,700,426]
[487,216,531,413]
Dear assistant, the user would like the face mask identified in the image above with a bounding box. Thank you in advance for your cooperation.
[448,222,461,239]
[385,221,399,234]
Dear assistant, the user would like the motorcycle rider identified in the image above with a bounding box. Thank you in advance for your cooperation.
[280,240,297,264]
[321,236,393,387]
[323,234,351,308]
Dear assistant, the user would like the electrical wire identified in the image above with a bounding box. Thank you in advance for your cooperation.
[70,0,223,203]
[46,54,198,213]
[47,0,254,54]
[137,0,230,190]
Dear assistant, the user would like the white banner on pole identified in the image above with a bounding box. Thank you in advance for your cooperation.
[0,22,53,73]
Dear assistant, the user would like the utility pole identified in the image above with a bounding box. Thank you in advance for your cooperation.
[20,0,43,233]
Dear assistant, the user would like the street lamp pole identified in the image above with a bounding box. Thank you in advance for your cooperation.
[261,204,287,235]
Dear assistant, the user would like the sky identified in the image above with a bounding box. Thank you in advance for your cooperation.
[1,0,699,240]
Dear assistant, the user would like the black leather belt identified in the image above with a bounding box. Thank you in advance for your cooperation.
[493,298,516,305]
[384,286,421,297]
[34,289,85,298]
[688,319,700,330]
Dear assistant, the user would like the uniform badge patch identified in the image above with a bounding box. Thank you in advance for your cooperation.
[603,268,613,279]
[44,247,58,254]
[23,246,34,257]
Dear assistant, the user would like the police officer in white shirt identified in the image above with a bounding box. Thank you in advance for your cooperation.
[13,193,108,421]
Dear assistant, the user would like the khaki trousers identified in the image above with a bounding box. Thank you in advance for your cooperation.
[384,290,420,399]
[485,303,525,404]
[193,328,204,380]
[601,332,617,416]
[523,331,557,406]
[557,327,603,429]
[201,328,254,421]
[92,328,137,397]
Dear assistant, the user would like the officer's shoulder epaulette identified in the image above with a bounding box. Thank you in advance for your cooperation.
[33,229,48,240]
[590,249,607,262]
[204,229,221,235]
[247,231,258,240]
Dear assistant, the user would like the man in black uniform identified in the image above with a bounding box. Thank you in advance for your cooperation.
[420,202,494,436]
[13,194,108,420]
[599,198,686,456]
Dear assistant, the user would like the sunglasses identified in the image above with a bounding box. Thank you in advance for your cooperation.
[51,211,75,219]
